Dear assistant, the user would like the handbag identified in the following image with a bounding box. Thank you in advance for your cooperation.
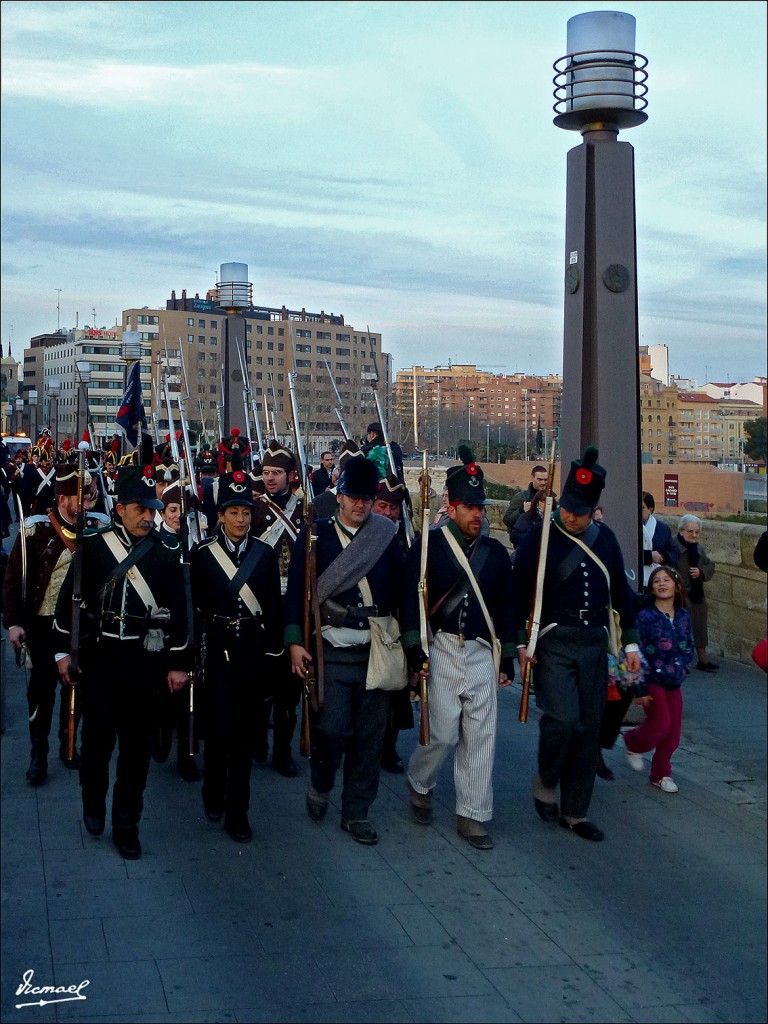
[357,576,408,692]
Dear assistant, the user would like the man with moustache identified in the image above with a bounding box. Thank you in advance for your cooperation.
[400,449,516,850]
[511,446,640,842]
[54,464,192,860]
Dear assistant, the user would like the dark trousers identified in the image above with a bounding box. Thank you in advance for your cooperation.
[310,644,390,821]
[153,683,194,761]
[78,641,158,827]
[535,625,608,819]
[203,645,268,819]
[599,688,634,750]
[271,650,302,761]
[26,620,78,756]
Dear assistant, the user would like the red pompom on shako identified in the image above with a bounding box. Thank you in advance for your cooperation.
[466,463,479,476]
[143,465,154,479]
[231,427,240,437]
[233,470,245,483]
[575,467,592,485]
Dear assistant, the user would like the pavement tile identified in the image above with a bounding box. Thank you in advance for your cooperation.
[55,1015,237,1024]
[677,1002,768,1023]
[400,858,509,904]
[627,1008,692,1023]
[52,959,167,1020]
[484,963,633,1022]
[389,903,454,947]
[101,912,265,960]
[317,865,421,908]
[50,917,109,964]
[158,952,335,1011]
[257,904,412,953]
[403,993,523,1022]
[47,874,194,921]
[576,952,719,1009]
[484,872,571,913]
[525,908,649,959]
[426,899,573,969]
[315,945,496,1002]
[233,998,413,1022]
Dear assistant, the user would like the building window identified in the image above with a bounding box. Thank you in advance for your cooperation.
[268,327,274,336]
[210,338,217,345]
[296,329,312,339]
[188,318,194,327]
[211,321,218,329]
[317,332,331,341]
[199,336,205,344]
[336,348,350,356]
[198,319,206,328]
[336,334,350,342]
[268,342,274,350]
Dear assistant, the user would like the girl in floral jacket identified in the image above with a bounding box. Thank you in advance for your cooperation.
[623,566,694,794]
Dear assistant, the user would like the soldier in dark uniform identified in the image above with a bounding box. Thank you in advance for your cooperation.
[30,447,57,514]
[191,470,283,844]
[54,464,192,860]
[285,457,404,846]
[511,447,640,842]
[312,440,366,519]
[3,463,94,784]
[249,440,304,776]
[400,454,516,850]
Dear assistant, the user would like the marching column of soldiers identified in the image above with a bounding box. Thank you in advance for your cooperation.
[2,414,638,858]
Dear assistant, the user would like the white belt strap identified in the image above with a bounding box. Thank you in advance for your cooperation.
[208,542,262,617]
[102,532,159,613]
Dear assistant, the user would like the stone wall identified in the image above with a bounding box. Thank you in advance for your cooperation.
[657,516,766,666]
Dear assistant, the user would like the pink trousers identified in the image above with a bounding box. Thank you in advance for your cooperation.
[624,684,683,784]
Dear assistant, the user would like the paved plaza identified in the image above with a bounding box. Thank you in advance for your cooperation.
[1,610,765,1023]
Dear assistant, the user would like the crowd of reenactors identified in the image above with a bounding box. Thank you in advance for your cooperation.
[1,416,639,859]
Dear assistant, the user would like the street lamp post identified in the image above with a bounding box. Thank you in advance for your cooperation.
[75,361,92,444]
[553,9,648,583]
[47,381,61,447]
[15,397,24,435]
[28,390,38,444]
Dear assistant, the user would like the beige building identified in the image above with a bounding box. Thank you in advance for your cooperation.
[124,288,389,452]
[393,364,562,454]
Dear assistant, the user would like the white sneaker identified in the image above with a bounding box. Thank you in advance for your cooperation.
[624,744,645,772]
[653,777,679,794]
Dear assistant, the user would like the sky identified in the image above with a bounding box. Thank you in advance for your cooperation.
[1,0,766,384]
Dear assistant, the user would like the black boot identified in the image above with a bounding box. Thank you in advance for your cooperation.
[112,811,141,860]
[26,738,48,786]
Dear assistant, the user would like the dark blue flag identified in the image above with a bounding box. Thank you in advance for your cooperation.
[116,360,147,448]
[535,416,544,454]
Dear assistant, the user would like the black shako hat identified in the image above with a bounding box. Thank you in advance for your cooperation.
[446,445,489,505]
[114,465,164,509]
[376,474,407,507]
[559,445,606,514]
[337,457,379,500]
[218,470,254,510]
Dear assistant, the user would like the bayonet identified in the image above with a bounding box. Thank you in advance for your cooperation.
[324,359,350,440]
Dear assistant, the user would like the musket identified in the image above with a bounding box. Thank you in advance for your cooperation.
[216,365,226,444]
[414,376,430,745]
[175,442,197,758]
[268,373,280,442]
[233,334,257,468]
[324,359,351,440]
[519,439,558,723]
[67,442,89,759]
[369,334,415,546]
[176,394,202,544]
[14,494,28,667]
[287,325,323,754]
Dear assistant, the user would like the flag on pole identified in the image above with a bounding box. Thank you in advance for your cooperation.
[116,361,147,448]
[535,416,544,454]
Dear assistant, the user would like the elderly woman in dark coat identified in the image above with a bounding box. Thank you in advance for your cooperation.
[676,515,717,671]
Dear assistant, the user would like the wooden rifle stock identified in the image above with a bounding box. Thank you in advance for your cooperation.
[519,440,557,724]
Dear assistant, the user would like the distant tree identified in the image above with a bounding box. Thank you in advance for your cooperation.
[743,417,767,463]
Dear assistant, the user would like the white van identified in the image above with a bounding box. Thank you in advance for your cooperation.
[0,434,32,457]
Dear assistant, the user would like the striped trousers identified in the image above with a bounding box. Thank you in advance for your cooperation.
[407,633,498,821]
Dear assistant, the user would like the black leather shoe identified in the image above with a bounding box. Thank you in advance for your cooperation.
[177,755,200,782]
[26,754,48,786]
[381,751,405,774]
[202,789,223,823]
[59,745,81,770]
[696,661,719,672]
[224,816,253,843]
[83,814,105,836]
[112,828,142,860]
[534,798,559,823]
[306,792,328,821]
[341,819,378,845]
[559,817,604,842]
[272,756,298,778]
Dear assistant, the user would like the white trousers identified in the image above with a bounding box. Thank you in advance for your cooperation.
[407,633,498,821]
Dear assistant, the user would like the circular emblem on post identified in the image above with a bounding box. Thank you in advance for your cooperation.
[565,266,580,294]
[603,264,630,293]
